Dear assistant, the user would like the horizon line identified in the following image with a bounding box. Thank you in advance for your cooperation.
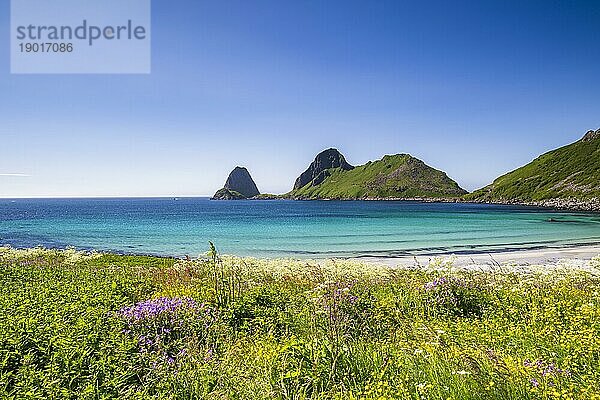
[0,195,214,199]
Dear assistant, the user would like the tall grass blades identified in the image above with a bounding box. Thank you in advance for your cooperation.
[0,246,599,399]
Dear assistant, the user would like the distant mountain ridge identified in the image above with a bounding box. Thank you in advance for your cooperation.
[210,128,600,211]
[467,129,600,203]
[286,149,466,199]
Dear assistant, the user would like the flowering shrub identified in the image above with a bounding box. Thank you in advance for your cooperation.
[423,276,489,317]
[118,297,216,366]
[0,245,101,265]
[310,280,373,342]
[524,359,571,388]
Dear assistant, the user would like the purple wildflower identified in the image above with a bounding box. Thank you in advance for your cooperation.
[116,296,216,367]
[117,297,199,322]
[204,348,214,362]
[543,363,556,376]
[530,378,539,387]
[424,277,449,290]
[424,276,469,291]
[524,358,571,387]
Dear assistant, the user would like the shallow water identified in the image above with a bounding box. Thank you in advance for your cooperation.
[1,198,599,258]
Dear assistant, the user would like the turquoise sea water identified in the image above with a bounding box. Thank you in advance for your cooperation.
[1,198,599,258]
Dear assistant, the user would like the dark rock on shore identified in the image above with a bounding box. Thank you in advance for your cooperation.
[212,167,260,200]
[462,197,600,212]
[212,188,247,200]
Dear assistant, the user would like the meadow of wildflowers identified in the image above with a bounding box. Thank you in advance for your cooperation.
[0,246,599,399]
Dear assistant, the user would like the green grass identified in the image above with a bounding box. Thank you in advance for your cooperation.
[289,154,467,199]
[1,246,599,399]
[467,135,600,201]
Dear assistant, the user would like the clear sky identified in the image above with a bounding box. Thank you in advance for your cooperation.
[1,0,599,197]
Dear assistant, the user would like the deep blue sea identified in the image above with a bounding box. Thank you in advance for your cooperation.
[1,198,600,258]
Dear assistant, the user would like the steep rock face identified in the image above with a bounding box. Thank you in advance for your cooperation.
[224,167,260,197]
[582,129,600,142]
[293,148,354,190]
[212,167,260,200]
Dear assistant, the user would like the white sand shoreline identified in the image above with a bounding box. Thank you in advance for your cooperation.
[352,244,600,269]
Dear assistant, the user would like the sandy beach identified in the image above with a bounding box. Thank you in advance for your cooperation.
[355,244,600,270]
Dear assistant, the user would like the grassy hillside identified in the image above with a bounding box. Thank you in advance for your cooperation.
[468,131,600,202]
[1,246,599,399]
[290,154,467,199]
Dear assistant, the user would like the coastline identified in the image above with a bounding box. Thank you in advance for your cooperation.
[252,195,600,213]
[462,197,600,213]
[354,243,600,270]
[4,242,598,272]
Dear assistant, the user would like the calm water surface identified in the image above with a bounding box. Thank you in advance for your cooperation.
[1,198,599,258]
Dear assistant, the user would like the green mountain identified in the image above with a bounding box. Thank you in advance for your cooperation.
[467,129,600,202]
[288,149,467,199]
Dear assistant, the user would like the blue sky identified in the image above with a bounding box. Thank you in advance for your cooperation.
[1,0,599,197]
